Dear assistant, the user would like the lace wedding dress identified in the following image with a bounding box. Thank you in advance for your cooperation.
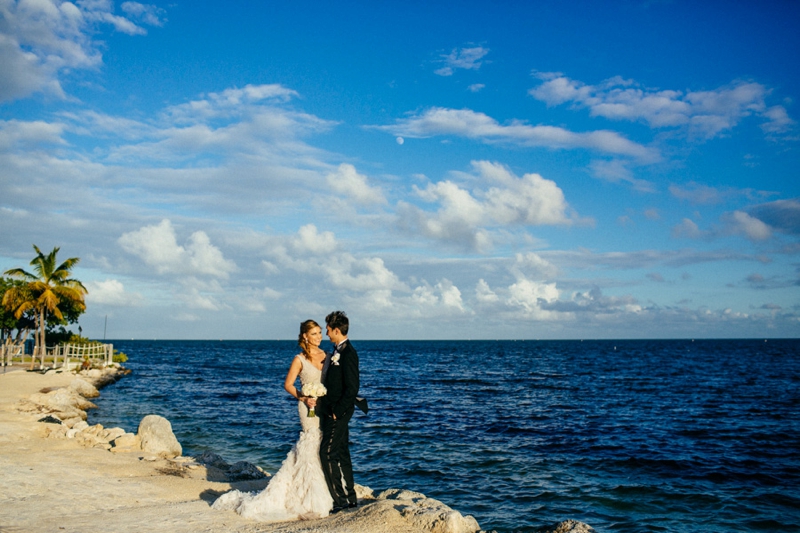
[212,355,333,521]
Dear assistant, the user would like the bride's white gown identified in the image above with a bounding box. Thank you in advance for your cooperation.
[212,355,333,521]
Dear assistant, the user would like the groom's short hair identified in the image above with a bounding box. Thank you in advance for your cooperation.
[326,310,349,335]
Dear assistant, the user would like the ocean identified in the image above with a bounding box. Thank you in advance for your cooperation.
[90,339,800,532]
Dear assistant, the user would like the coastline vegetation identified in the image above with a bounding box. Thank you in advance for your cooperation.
[1,245,88,369]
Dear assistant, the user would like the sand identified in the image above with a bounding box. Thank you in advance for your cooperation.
[0,367,484,533]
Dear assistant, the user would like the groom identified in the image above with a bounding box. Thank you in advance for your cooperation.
[317,310,359,513]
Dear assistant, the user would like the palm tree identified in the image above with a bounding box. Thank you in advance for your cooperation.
[2,246,88,369]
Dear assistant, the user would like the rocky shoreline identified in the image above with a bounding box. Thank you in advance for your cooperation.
[0,365,594,533]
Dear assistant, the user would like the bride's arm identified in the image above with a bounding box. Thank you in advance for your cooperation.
[283,356,305,402]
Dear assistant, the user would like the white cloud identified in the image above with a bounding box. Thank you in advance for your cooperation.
[376,107,657,161]
[511,252,559,279]
[397,161,578,251]
[761,105,796,134]
[467,84,485,93]
[672,211,773,242]
[0,119,66,149]
[671,218,705,239]
[326,256,404,292]
[507,278,563,320]
[292,224,337,255]
[118,219,237,278]
[0,0,163,102]
[670,182,726,205]
[85,279,142,306]
[749,199,800,235]
[475,279,499,303]
[530,72,793,139]
[326,163,387,205]
[589,159,655,192]
[121,2,166,27]
[434,46,489,76]
[723,211,772,241]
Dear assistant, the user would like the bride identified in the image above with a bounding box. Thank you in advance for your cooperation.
[212,320,333,521]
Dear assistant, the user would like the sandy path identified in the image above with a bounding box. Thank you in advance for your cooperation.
[0,368,480,533]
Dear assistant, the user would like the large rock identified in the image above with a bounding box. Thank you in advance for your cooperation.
[137,415,182,458]
[538,520,595,533]
[227,461,268,481]
[377,489,480,533]
[194,451,230,470]
[68,378,100,398]
[30,388,97,412]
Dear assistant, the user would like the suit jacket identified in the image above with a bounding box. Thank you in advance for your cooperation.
[319,340,359,419]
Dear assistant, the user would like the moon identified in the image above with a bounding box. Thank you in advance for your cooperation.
[396,136,404,145]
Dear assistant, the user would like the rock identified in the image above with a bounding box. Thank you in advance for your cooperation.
[31,388,97,411]
[355,483,374,500]
[82,424,104,437]
[378,488,427,502]
[87,369,102,378]
[137,415,182,458]
[62,417,83,428]
[193,451,231,470]
[72,420,89,431]
[45,425,68,439]
[66,428,79,439]
[38,415,62,424]
[111,432,139,450]
[378,489,480,533]
[227,461,268,481]
[100,427,126,441]
[68,378,100,398]
[537,520,595,533]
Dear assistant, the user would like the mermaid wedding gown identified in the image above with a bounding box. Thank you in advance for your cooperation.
[212,355,333,521]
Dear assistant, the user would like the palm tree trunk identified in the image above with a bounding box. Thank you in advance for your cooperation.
[39,308,46,369]
[30,313,38,370]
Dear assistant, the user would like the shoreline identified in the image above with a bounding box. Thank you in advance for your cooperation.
[0,365,592,533]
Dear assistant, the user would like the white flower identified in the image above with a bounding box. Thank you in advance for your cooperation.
[302,382,327,398]
[331,353,341,366]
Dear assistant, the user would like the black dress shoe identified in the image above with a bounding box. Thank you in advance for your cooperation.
[347,502,358,508]
[330,506,345,515]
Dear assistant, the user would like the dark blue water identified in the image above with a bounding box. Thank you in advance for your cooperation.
[90,339,800,532]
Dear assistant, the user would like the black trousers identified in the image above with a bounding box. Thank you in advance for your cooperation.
[319,408,355,507]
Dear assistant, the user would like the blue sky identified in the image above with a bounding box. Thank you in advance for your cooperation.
[1,0,799,340]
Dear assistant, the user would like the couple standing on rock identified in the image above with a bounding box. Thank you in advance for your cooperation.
[212,310,363,521]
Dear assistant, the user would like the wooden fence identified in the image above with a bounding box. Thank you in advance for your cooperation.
[1,343,114,369]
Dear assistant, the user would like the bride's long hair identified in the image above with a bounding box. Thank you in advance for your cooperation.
[297,319,321,361]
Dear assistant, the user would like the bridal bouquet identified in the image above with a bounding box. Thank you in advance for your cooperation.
[301,382,327,418]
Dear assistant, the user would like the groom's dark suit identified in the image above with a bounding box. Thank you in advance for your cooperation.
[318,339,359,509]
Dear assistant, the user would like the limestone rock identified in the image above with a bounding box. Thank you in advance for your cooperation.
[111,432,139,450]
[355,483,374,500]
[194,451,230,470]
[227,461,267,481]
[100,427,126,441]
[72,420,89,431]
[378,489,480,533]
[31,388,97,411]
[82,424,104,437]
[38,415,62,424]
[537,520,595,533]
[62,416,83,428]
[68,378,100,398]
[137,415,182,458]
[45,425,68,439]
